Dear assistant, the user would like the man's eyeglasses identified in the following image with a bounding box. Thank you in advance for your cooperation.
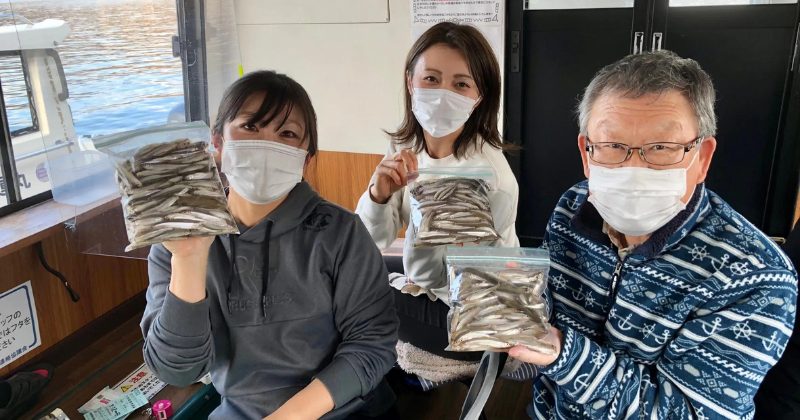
[585,136,703,166]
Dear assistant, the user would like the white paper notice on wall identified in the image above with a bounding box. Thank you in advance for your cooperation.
[410,0,505,61]
[0,281,41,368]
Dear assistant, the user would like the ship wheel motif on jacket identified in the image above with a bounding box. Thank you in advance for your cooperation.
[695,407,709,420]
[584,292,597,308]
[732,321,754,340]
[690,244,708,261]
[591,349,606,366]
[729,262,751,276]
[551,274,567,290]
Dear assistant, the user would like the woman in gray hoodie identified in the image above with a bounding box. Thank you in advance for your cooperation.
[140,70,400,420]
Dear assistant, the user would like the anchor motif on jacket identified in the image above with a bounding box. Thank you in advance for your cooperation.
[535,389,548,404]
[573,373,592,393]
[702,317,722,335]
[763,331,780,352]
[566,198,580,211]
[711,254,730,272]
[777,341,787,358]
[572,285,586,301]
[617,314,635,331]
[653,330,670,345]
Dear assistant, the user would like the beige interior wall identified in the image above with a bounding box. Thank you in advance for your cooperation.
[210,0,505,155]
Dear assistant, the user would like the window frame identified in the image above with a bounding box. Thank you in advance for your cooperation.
[0,1,207,218]
[0,51,41,137]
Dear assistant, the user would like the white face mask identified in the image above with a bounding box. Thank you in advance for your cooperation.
[587,152,699,237]
[221,140,307,205]
[411,88,478,138]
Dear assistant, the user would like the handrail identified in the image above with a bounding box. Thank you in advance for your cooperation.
[44,49,70,101]
[14,140,74,162]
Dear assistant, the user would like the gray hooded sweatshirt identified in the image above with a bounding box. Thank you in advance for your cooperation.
[141,182,399,420]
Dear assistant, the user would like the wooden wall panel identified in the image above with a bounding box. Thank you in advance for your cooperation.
[306,150,384,211]
[0,230,148,377]
[306,150,405,237]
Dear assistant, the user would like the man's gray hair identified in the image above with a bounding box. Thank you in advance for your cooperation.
[578,50,717,138]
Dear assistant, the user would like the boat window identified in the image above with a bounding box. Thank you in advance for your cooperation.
[0,0,187,215]
[0,53,38,137]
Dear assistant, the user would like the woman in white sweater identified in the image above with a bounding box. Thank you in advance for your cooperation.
[355,22,519,361]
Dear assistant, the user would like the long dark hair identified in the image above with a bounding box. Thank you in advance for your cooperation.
[213,70,318,158]
[388,22,508,159]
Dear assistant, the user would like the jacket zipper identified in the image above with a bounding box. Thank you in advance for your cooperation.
[601,259,625,345]
[610,259,624,302]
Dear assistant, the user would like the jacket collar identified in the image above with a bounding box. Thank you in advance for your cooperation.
[569,183,709,260]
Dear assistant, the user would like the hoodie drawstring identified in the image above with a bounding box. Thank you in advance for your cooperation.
[261,220,274,317]
[227,219,274,317]
[227,234,238,314]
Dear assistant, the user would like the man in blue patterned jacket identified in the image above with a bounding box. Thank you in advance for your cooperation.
[508,51,798,419]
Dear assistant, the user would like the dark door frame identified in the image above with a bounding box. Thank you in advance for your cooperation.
[177,0,210,125]
[504,0,800,241]
[764,6,800,238]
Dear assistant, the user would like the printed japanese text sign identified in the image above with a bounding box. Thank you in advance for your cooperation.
[411,0,503,27]
[410,0,505,62]
[113,363,166,400]
[0,281,40,368]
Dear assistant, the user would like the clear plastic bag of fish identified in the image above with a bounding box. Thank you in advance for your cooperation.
[446,247,555,355]
[408,167,499,247]
[94,122,238,251]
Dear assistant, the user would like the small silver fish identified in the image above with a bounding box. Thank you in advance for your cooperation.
[179,163,210,175]
[139,174,182,186]
[459,286,497,302]
[513,337,556,355]
[154,221,203,230]
[115,162,142,187]
[448,265,552,352]
[136,168,175,177]
[143,162,186,171]
[151,196,180,213]
[117,139,236,251]
[455,306,483,331]
[184,171,215,181]
[454,338,514,350]
[453,329,496,343]
[151,185,191,199]
[136,228,173,242]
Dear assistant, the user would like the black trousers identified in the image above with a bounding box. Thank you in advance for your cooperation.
[346,404,401,420]
[393,288,484,362]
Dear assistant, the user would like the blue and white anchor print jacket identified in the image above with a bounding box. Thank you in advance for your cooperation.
[530,181,798,420]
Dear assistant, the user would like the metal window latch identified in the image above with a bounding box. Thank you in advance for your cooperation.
[652,32,663,51]
[172,35,197,66]
[510,31,521,73]
[172,35,181,58]
[633,32,645,54]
